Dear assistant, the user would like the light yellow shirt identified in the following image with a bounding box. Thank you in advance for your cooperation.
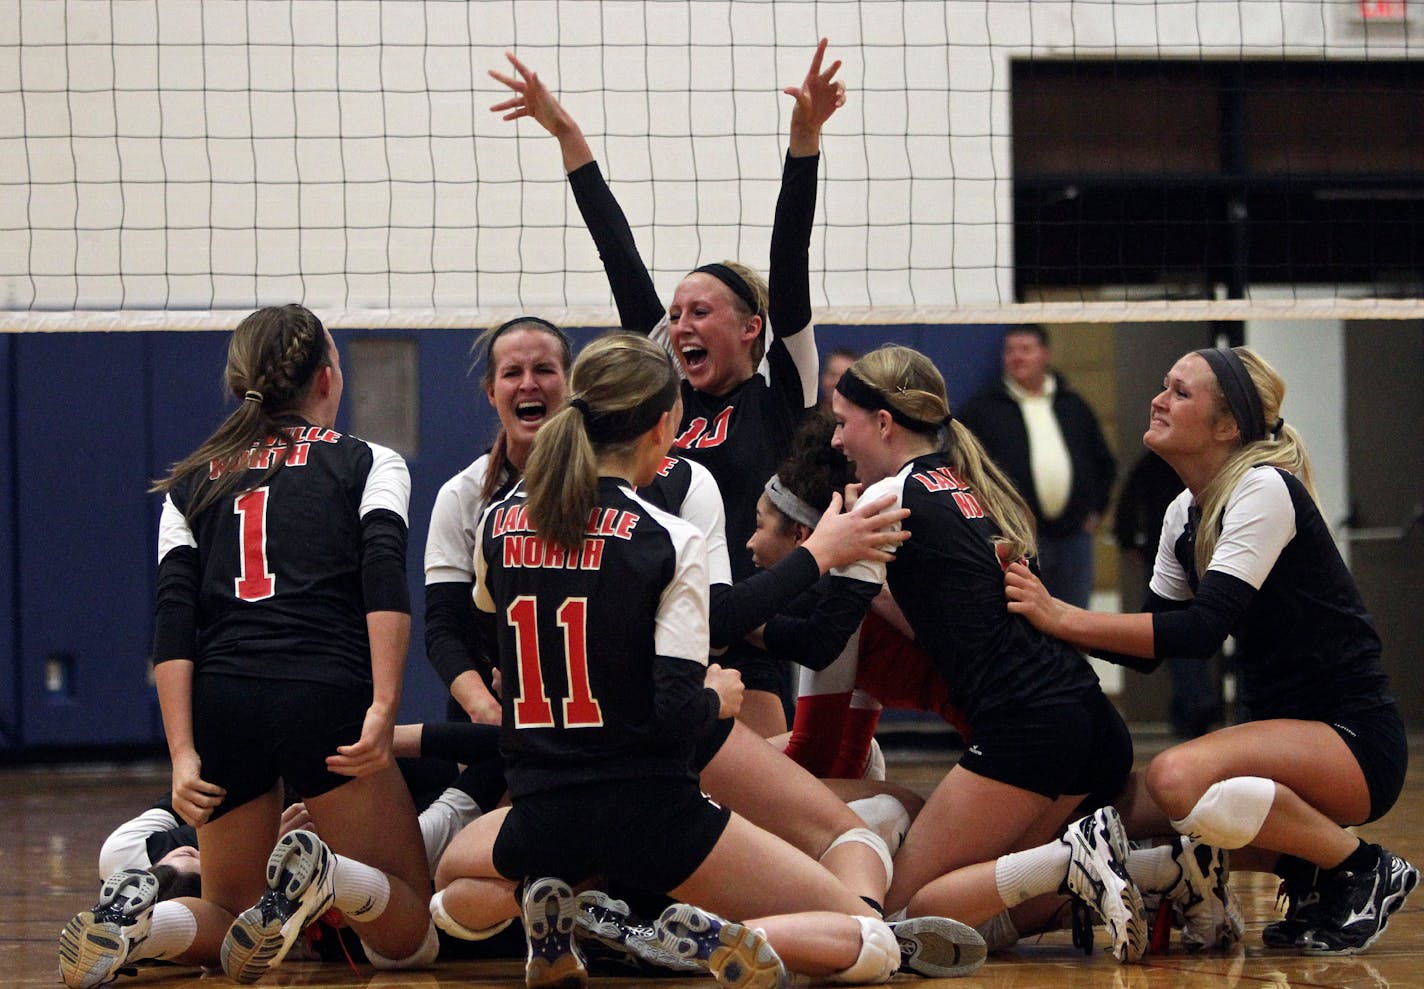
[1004,373,1071,521]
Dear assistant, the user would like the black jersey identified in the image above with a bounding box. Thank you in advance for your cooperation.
[474,478,719,798]
[1151,466,1392,722]
[569,153,822,584]
[858,453,1100,725]
[154,420,410,688]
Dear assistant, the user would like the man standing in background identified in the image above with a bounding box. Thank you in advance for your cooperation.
[960,325,1116,608]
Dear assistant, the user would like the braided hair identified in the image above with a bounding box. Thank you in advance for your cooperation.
[152,304,332,521]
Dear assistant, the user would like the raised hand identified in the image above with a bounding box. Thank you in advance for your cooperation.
[488,51,593,170]
[490,51,571,133]
[785,38,846,155]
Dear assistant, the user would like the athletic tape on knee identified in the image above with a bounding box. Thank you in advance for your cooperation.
[822,826,894,888]
[1170,776,1275,850]
[361,920,440,970]
[826,916,899,984]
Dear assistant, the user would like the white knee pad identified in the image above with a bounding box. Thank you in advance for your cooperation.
[361,920,440,970]
[827,916,899,984]
[1171,776,1275,850]
[822,826,894,888]
[429,890,514,941]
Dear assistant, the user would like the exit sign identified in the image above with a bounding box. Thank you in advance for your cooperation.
[1357,1,1409,19]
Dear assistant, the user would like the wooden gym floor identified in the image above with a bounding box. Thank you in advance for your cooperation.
[4,732,1423,989]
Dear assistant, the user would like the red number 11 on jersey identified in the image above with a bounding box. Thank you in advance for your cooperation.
[507,595,605,729]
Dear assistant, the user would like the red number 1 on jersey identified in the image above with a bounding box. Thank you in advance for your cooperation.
[507,595,605,729]
[234,487,276,601]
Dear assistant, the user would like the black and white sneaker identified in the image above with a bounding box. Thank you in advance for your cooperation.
[1060,807,1147,963]
[220,829,336,984]
[522,877,587,989]
[1165,836,1243,951]
[888,915,987,977]
[58,869,160,989]
[1296,846,1419,956]
[574,890,700,975]
[655,902,787,989]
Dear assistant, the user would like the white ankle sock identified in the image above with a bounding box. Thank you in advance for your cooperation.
[135,900,197,961]
[1125,842,1180,894]
[994,843,1072,908]
[331,854,391,921]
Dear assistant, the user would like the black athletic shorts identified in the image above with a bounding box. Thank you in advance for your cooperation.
[690,717,736,773]
[492,778,731,893]
[191,672,369,819]
[958,688,1132,803]
[1328,702,1408,825]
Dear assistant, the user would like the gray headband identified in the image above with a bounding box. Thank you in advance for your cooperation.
[764,475,821,529]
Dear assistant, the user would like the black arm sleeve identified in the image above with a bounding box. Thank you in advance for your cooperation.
[423,580,489,688]
[767,152,818,339]
[707,546,821,648]
[763,576,879,671]
[567,160,666,334]
[653,655,722,743]
[1089,590,1182,672]
[153,545,199,663]
[360,508,410,614]
[418,721,503,765]
[1150,570,1256,660]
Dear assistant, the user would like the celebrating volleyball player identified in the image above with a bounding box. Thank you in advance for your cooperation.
[490,39,843,737]
[59,305,436,988]
[1005,345,1417,955]
[431,332,977,989]
[827,344,1160,964]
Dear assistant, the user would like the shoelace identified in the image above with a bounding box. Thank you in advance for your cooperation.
[303,909,360,978]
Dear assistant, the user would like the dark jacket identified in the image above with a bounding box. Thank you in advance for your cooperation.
[959,372,1117,538]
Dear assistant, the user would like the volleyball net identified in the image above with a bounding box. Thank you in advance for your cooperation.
[2,0,1421,331]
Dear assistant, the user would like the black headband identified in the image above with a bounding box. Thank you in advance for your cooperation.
[570,375,681,446]
[694,263,762,316]
[494,314,562,337]
[835,369,947,436]
[1195,347,1265,445]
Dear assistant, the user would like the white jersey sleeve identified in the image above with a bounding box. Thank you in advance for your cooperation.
[157,494,197,564]
[832,472,905,586]
[679,459,733,587]
[98,806,182,877]
[1205,468,1297,589]
[1148,490,1196,601]
[648,505,712,667]
[1148,469,1298,599]
[359,441,410,522]
[775,318,821,408]
[424,455,494,584]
